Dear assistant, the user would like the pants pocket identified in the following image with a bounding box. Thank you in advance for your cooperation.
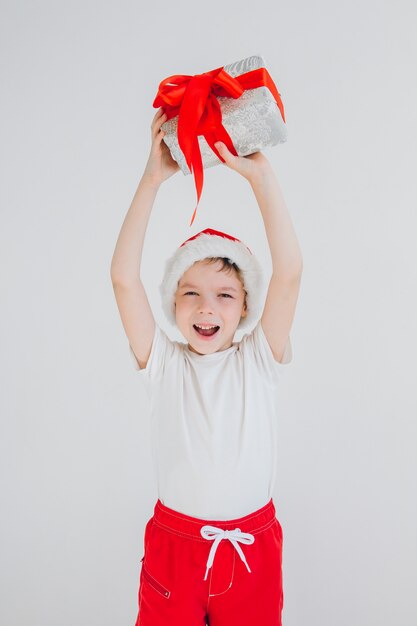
[142,561,171,599]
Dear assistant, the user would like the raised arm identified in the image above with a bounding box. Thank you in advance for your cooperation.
[110,108,179,369]
[248,160,303,362]
[214,142,303,363]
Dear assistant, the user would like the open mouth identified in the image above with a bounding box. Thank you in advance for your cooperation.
[193,324,220,337]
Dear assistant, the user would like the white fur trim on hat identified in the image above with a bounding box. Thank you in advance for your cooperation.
[159,231,264,330]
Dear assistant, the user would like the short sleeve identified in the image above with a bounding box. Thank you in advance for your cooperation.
[239,319,292,385]
[128,324,176,383]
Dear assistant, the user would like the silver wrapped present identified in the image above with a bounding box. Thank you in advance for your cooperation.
[159,54,287,176]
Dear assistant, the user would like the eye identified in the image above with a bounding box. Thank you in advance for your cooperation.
[183,291,233,298]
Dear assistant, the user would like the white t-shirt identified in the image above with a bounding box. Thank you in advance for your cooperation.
[129,320,292,520]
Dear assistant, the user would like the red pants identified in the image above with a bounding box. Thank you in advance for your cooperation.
[134,497,284,626]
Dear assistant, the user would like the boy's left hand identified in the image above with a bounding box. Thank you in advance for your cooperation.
[214,141,272,185]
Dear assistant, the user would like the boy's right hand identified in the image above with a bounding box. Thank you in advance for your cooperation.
[142,107,180,187]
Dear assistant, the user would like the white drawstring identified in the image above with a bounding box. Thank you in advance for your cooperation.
[200,525,255,580]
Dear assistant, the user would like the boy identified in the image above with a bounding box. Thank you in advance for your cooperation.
[111,107,303,626]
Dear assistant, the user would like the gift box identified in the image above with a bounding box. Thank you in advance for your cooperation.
[153,54,287,225]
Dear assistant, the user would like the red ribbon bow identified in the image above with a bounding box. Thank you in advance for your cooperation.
[153,65,286,226]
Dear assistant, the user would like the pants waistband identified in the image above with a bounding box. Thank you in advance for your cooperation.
[153,497,277,541]
[152,498,278,581]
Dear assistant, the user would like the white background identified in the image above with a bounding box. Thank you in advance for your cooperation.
[1,1,416,625]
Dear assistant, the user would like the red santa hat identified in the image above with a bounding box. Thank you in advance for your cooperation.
[159,228,264,329]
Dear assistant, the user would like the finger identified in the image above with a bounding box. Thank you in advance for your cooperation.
[151,107,166,126]
[215,141,236,166]
[151,108,166,131]
[153,106,165,119]
[151,108,162,126]
[215,141,229,155]
[150,127,166,152]
[152,113,167,139]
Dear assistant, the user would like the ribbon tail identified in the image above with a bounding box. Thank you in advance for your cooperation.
[189,137,204,227]
[203,96,239,162]
[205,125,238,163]
[189,206,197,227]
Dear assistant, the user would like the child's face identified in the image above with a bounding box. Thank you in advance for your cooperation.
[174,259,248,355]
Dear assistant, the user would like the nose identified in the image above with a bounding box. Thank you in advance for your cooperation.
[198,295,215,314]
